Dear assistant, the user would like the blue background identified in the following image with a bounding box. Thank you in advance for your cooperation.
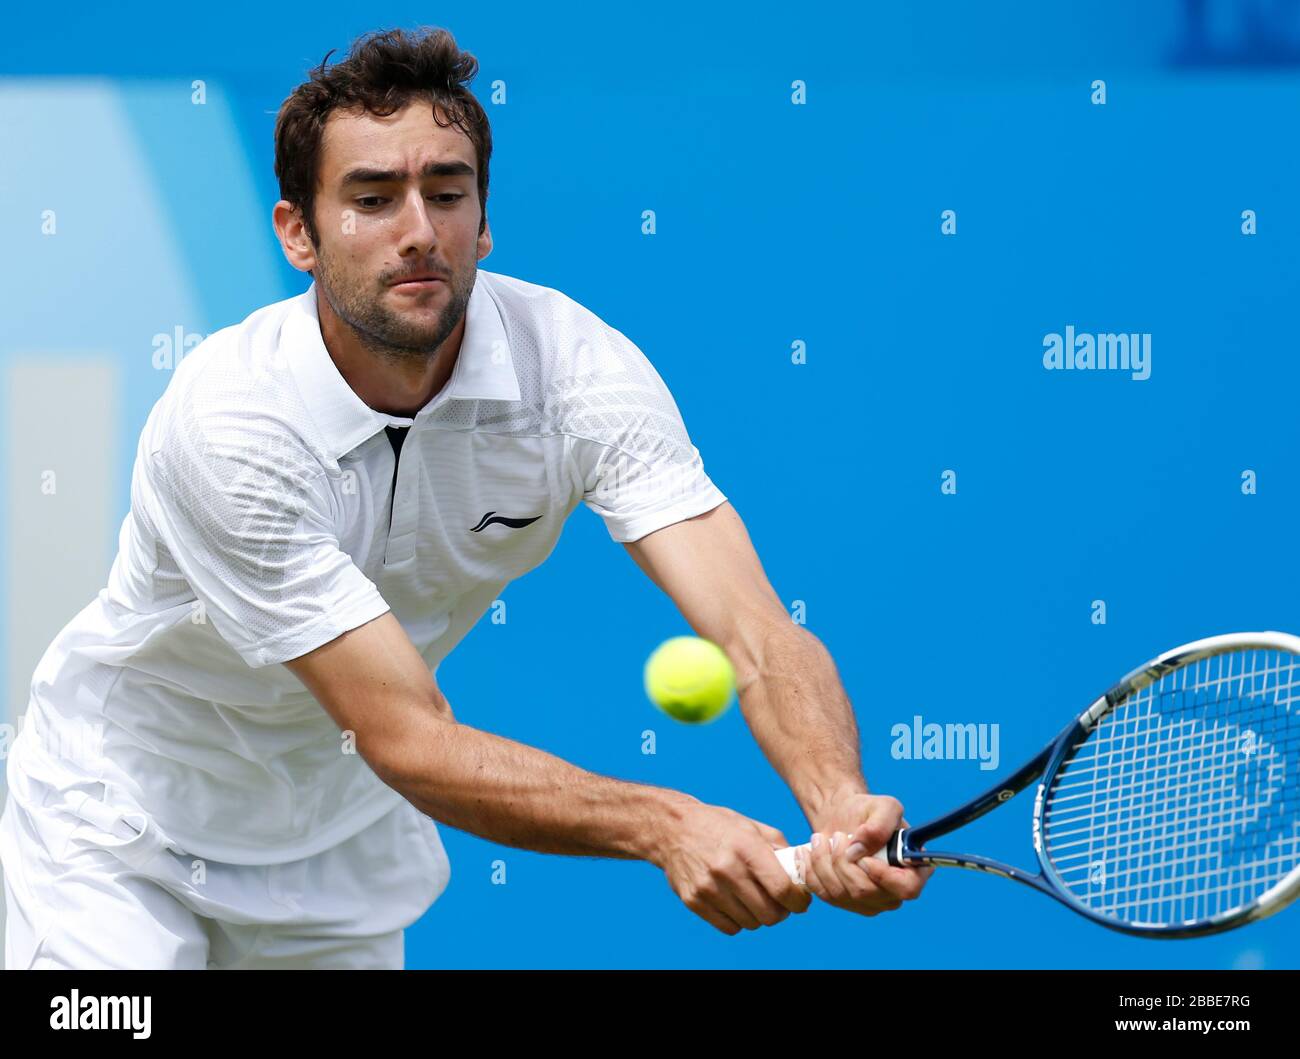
[3,2,1297,967]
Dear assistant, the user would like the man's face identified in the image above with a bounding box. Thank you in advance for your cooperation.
[307,99,489,357]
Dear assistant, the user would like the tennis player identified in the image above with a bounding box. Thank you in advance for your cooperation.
[0,26,930,969]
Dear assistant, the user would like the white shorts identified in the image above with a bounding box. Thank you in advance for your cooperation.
[0,767,451,970]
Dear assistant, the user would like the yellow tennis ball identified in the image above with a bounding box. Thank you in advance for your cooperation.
[644,636,736,723]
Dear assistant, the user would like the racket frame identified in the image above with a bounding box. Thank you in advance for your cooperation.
[882,631,1300,938]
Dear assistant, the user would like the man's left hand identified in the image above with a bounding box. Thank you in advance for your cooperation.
[797,791,934,917]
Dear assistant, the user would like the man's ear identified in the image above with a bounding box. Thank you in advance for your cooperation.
[273,200,318,273]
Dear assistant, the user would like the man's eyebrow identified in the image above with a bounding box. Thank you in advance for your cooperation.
[339,160,476,187]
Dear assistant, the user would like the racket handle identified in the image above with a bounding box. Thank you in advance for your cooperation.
[775,838,891,888]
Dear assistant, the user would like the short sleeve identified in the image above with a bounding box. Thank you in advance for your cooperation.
[565,329,727,543]
[146,411,390,668]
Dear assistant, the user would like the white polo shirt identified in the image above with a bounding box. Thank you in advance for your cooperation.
[12,269,727,864]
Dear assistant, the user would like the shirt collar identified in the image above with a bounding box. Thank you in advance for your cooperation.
[282,269,521,462]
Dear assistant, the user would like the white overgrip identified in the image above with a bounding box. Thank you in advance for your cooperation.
[774,840,890,888]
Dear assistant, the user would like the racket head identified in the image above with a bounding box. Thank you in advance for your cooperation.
[1034,632,1300,937]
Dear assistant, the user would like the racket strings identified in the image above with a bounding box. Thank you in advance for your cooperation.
[1041,647,1300,927]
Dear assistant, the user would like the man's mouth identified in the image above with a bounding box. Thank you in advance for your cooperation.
[391,272,447,288]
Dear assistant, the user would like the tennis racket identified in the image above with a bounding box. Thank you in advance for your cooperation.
[774,632,1300,938]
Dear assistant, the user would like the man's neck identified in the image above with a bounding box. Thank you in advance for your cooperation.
[316,295,465,417]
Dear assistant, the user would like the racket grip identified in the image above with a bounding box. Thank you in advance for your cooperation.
[775,838,891,888]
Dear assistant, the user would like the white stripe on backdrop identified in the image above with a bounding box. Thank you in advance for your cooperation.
[2,357,119,969]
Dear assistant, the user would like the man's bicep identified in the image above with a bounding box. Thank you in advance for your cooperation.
[283,612,454,775]
[623,502,790,663]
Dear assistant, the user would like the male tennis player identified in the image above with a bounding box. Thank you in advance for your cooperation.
[0,26,930,969]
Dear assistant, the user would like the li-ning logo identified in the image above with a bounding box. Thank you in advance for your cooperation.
[469,511,542,532]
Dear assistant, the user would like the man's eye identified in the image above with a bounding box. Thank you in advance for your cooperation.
[353,194,461,209]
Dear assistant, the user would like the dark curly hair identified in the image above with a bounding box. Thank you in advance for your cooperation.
[274,27,492,245]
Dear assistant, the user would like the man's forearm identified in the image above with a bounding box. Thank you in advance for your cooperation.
[732,622,868,828]
[372,712,692,866]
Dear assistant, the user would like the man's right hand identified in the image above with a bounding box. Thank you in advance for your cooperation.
[650,798,812,935]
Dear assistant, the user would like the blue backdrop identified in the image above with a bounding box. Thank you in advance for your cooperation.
[2,2,1297,968]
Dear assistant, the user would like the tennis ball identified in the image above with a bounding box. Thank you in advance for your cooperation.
[644,636,736,723]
